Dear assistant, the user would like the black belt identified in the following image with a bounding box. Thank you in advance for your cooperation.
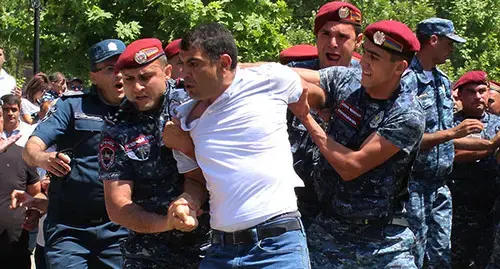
[341,217,409,227]
[211,217,302,245]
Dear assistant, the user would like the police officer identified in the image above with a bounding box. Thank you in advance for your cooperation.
[99,38,210,269]
[164,38,183,79]
[488,81,500,115]
[288,1,363,69]
[286,1,365,229]
[400,18,482,269]
[290,20,424,268]
[449,71,500,268]
[22,39,128,268]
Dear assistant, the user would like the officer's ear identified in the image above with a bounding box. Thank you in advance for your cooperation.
[354,33,363,50]
[89,71,98,85]
[429,35,439,47]
[163,64,172,81]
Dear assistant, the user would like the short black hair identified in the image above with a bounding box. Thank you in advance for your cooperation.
[181,22,238,69]
[1,94,21,108]
[390,52,415,65]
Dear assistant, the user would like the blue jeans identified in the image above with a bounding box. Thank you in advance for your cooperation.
[44,219,128,269]
[200,217,310,269]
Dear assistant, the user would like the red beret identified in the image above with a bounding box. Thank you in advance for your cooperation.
[279,44,318,64]
[164,38,182,59]
[491,81,500,92]
[114,38,165,74]
[314,2,362,35]
[453,70,488,90]
[364,20,420,54]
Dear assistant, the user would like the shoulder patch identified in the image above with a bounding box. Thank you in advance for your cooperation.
[99,139,118,170]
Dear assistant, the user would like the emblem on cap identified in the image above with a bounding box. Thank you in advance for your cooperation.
[134,51,148,64]
[133,47,160,65]
[339,7,350,19]
[373,31,386,46]
[108,42,118,51]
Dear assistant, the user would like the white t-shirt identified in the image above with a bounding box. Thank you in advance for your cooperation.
[1,121,36,147]
[0,68,16,98]
[176,63,304,232]
[21,98,40,117]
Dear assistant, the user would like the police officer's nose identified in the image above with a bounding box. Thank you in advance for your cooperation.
[329,37,339,48]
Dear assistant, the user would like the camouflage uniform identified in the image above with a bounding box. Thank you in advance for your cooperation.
[401,57,454,269]
[98,80,210,269]
[307,66,424,268]
[287,57,360,229]
[449,111,500,268]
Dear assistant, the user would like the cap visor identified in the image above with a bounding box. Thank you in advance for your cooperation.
[93,51,122,64]
[447,33,466,43]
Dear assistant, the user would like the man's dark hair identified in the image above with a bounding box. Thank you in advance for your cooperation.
[390,52,415,65]
[1,94,21,108]
[416,33,431,48]
[181,22,238,69]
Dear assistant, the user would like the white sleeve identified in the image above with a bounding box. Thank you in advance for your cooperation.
[172,150,199,174]
[265,63,303,104]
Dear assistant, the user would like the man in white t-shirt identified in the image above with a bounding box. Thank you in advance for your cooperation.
[163,22,310,269]
[0,47,17,98]
[1,95,35,147]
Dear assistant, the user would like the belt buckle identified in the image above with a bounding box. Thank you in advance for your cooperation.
[363,219,369,225]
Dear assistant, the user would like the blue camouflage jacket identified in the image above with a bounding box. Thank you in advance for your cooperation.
[316,66,425,219]
[401,57,455,181]
[98,80,210,264]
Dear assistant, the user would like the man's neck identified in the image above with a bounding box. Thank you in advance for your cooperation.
[416,53,437,71]
[4,122,20,135]
[365,79,400,100]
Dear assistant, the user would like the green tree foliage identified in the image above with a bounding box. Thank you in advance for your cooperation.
[0,0,498,83]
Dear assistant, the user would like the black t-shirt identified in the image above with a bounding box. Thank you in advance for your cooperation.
[0,144,39,246]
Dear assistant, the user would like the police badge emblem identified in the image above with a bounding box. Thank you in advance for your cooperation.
[134,51,148,64]
[339,7,350,19]
[373,31,386,46]
[99,139,117,170]
[370,110,384,128]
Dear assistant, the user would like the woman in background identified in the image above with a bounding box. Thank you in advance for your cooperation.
[21,73,51,124]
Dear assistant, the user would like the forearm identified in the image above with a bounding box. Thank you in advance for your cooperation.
[302,80,327,110]
[420,130,454,150]
[182,178,207,211]
[31,193,49,213]
[23,137,47,167]
[292,68,321,86]
[301,113,359,181]
[454,137,494,150]
[454,149,492,163]
[107,196,171,234]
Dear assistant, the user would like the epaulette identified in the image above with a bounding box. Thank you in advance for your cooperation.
[60,90,89,99]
